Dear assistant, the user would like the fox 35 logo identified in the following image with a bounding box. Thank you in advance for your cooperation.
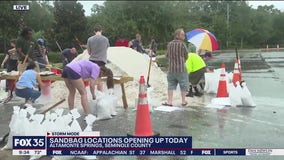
[13,5,30,11]
[13,136,45,149]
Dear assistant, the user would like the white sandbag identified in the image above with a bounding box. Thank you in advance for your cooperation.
[0,79,6,91]
[28,114,45,160]
[83,114,97,132]
[52,112,78,160]
[54,108,64,117]
[3,108,31,150]
[18,109,30,136]
[229,82,243,106]
[89,99,97,114]
[29,114,45,135]
[241,82,256,107]
[70,108,82,132]
[70,108,81,119]
[25,104,36,118]
[109,94,118,116]
[2,106,20,150]
[93,92,113,120]
[204,72,219,94]
[0,89,6,101]
[54,115,68,132]
[227,72,234,83]
[113,84,122,98]
[79,114,98,160]
[61,113,73,132]
[41,111,55,133]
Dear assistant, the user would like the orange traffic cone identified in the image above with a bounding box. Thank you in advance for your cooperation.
[216,62,228,98]
[133,76,156,136]
[232,59,241,86]
[237,56,242,82]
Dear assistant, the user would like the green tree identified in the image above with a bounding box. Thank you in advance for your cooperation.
[248,5,274,47]
[23,1,54,33]
[0,1,28,52]
[50,0,87,51]
[89,1,177,48]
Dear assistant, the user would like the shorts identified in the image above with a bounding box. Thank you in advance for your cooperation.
[188,67,206,85]
[61,66,81,80]
[167,72,189,91]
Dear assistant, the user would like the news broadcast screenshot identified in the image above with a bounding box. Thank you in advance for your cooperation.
[0,1,284,160]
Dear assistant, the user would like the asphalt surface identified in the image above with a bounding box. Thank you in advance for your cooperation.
[0,50,284,160]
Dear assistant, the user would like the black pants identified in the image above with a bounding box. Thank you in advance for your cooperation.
[90,60,114,89]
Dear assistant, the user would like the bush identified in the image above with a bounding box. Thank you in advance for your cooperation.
[48,52,62,63]
[156,50,166,55]
[157,56,168,66]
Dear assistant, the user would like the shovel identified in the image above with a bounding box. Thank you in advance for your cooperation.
[146,50,153,88]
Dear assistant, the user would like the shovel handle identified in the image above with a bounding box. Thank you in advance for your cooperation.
[146,50,153,86]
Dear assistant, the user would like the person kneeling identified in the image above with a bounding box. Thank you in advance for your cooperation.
[186,52,206,97]
[15,61,47,104]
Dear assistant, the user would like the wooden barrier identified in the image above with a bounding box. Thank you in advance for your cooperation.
[0,74,134,109]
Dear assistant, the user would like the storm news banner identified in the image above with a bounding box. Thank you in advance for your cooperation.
[12,131,284,156]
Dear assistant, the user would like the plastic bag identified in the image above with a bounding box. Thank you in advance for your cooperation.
[241,82,256,107]
[2,106,20,150]
[229,81,243,106]
[95,92,113,120]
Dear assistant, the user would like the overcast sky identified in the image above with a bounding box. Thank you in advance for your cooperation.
[78,1,284,16]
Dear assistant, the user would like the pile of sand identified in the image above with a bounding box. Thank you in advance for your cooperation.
[41,47,204,112]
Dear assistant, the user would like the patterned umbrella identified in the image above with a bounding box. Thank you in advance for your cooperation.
[186,28,219,51]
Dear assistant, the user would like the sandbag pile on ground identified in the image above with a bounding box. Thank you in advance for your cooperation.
[1,104,97,160]
[205,69,256,108]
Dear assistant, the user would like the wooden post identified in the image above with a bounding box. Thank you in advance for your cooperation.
[120,83,128,109]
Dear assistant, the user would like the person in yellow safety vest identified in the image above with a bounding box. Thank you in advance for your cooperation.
[185,52,206,97]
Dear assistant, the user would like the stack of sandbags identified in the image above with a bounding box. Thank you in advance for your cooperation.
[89,91,118,120]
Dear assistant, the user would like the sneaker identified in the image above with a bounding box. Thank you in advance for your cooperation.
[186,91,194,97]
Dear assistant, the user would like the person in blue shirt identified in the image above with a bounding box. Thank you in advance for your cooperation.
[15,61,48,104]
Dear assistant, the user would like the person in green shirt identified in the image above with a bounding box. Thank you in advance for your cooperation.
[185,52,206,97]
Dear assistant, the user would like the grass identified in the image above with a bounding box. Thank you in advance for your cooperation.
[156,56,168,72]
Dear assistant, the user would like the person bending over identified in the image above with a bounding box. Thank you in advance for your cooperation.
[185,52,206,97]
[15,61,47,104]
[61,60,100,116]
[62,47,77,68]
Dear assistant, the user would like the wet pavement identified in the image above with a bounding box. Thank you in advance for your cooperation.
[0,51,284,160]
